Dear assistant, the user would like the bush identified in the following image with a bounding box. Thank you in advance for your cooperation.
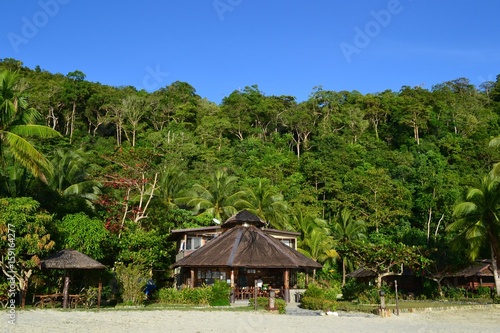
[341,279,370,302]
[443,286,465,300]
[180,286,211,305]
[209,280,230,306]
[341,280,394,304]
[421,279,439,299]
[157,286,211,305]
[115,263,148,305]
[300,283,337,311]
[157,287,181,304]
[476,286,491,298]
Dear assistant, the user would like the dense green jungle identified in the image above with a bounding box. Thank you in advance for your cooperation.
[2,57,500,305]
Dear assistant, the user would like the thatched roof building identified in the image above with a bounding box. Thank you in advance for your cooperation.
[40,249,106,308]
[40,249,106,270]
[170,210,321,302]
[451,260,493,278]
[172,224,321,269]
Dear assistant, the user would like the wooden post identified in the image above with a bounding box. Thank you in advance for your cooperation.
[190,269,195,288]
[98,280,102,310]
[305,269,309,287]
[284,269,290,303]
[394,280,399,316]
[230,269,235,303]
[254,279,257,310]
[62,271,70,309]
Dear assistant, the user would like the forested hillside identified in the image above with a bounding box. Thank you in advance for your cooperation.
[2,57,500,300]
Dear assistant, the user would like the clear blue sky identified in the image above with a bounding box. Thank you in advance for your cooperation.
[1,0,499,104]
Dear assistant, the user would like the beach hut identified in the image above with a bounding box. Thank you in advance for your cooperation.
[444,259,496,291]
[171,211,322,302]
[40,249,106,308]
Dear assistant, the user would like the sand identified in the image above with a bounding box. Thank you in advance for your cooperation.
[2,305,500,333]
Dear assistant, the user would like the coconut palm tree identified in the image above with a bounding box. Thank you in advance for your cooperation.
[448,171,500,296]
[178,170,248,221]
[156,165,187,211]
[244,179,289,229]
[0,70,61,183]
[329,208,367,286]
[291,206,337,267]
[49,147,101,209]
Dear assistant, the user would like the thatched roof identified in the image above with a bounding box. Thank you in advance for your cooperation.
[347,267,376,278]
[172,224,322,269]
[40,249,106,270]
[221,210,266,229]
[450,260,493,278]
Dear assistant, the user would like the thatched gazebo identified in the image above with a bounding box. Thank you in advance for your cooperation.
[40,249,106,308]
[172,212,321,302]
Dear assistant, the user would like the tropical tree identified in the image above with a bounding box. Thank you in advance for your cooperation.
[329,208,366,286]
[56,213,110,260]
[0,70,61,183]
[291,206,337,267]
[449,171,500,295]
[243,178,289,229]
[0,197,55,308]
[339,238,429,288]
[178,170,248,221]
[155,165,187,211]
[49,147,101,210]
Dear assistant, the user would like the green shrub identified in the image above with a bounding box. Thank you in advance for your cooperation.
[421,279,439,299]
[300,283,337,311]
[275,298,286,314]
[209,280,230,306]
[476,286,491,298]
[180,286,211,305]
[341,279,370,302]
[157,287,182,304]
[341,280,394,304]
[157,286,211,305]
[302,283,324,299]
[115,263,148,305]
[443,286,465,300]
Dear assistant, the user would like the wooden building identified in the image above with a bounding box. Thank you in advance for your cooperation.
[443,259,496,291]
[169,210,321,302]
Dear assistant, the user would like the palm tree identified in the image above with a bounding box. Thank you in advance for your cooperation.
[329,208,367,286]
[156,165,187,211]
[448,172,500,296]
[178,170,248,221]
[291,206,337,267]
[244,179,289,229]
[0,70,61,183]
[49,148,101,209]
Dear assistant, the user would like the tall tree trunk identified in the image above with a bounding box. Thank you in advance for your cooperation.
[70,101,76,143]
[490,244,500,296]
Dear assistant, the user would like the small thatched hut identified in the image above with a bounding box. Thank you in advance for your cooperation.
[40,249,106,308]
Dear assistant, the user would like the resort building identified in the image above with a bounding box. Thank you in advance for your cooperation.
[168,210,322,302]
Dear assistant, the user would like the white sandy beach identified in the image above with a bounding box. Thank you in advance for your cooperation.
[2,306,500,333]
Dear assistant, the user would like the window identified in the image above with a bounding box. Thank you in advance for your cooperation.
[186,237,202,250]
[280,239,295,248]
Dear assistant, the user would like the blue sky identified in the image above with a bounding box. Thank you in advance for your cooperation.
[1,0,499,104]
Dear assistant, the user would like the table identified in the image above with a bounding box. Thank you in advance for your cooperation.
[34,293,63,308]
